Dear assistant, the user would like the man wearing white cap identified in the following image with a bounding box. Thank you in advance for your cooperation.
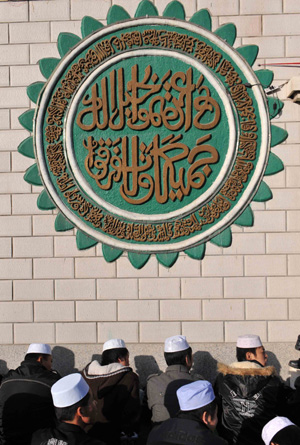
[147,335,203,425]
[147,380,228,444]
[31,373,104,445]
[215,334,287,445]
[0,343,60,445]
[81,339,140,444]
[262,416,300,445]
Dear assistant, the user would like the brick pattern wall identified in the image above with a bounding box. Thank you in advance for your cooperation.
[0,0,299,347]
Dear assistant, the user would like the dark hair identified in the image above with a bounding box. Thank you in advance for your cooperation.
[188,399,217,420]
[271,425,300,445]
[101,348,128,366]
[55,391,90,421]
[164,347,192,367]
[236,347,257,362]
[25,353,50,361]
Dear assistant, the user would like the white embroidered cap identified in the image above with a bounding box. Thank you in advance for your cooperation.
[236,334,262,349]
[103,338,126,352]
[164,335,190,353]
[262,417,295,445]
[26,343,51,355]
[51,373,90,408]
[177,380,215,411]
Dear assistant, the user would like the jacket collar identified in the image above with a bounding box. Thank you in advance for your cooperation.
[218,361,276,377]
[166,364,190,374]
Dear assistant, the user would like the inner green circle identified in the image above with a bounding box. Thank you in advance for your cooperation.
[72,54,231,215]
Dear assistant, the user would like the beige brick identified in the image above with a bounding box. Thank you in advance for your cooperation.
[56,279,96,300]
[56,322,96,343]
[245,211,286,233]
[205,242,223,255]
[288,255,300,276]
[202,256,243,277]
[118,300,159,321]
[267,189,300,211]
[0,238,11,258]
[0,302,32,322]
[34,258,74,279]
[0,259,32,279]
[160,300,201,321]
[10,65,44,87]
[76,301,116,321]
[159,255,200,277]
[11,153,34,172]
[285,122,300,144]
[54,236,96,257]
[225,277,266,299]
[267,233,300,254]
[0,281,12,301]
[225,321,267,342]
[0,110,9,130]
[140,321,181,343]
[287,167,300,188]
[10,22,50,44]
[0,216,31,236]
[71,0,110,20]
[289,299,300,320]
[12,194,52,215]
[226,233,265,255]
[33,215,73,236]
[75,258,115,278]
[0,130,29,151]
[241,0,282,14]
[203,299,244,321]
[0,196,11,215]
[284,0,300,13]
[10,108,31,129]
[287,211,300,232]
[0,67,9,86]
[0,173,31,194]
[246,299,288,320]
[273,145,300,166]
[0,88,29,109]
[264,14,300,36]
[34,301,75,322]
[50,21,81,42]
[14,323,55,344]
[242,36,284,58]
[30,42,59,64]
[0,25,8,45]
[139,278,180,299]
[0,2,28,21]
[268,321,300,342]
[245,255,286,276]
[276,100,300,123]
[30,0,69,21]
[182,321,224,342]
[264,170,285,189]
[0,45,29,66]
[196,0,238,15]
[117,256,158,278]
[268,277,300,298]
[219,16,261,37]
[182,277,223,299]
[14,280,54,301]
[264,59,299,81]
[98,322,139,343]
[13,237,53,258]
[0,324,13,344]
[0,152,10,172]
[97,278,138,299]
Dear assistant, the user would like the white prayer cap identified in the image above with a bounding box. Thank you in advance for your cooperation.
[262,417,295,445]
[177,380,215,411]
[103,339,126,352]
[164,335,190,353]
[236,334,262,349]
[51,373,89,408]
[26,343,51,355]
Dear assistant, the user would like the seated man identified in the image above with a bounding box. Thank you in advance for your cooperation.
[0,343,61,445]
[147,335,202,424]
[147,380,228,444]
[82,339,140,445]
[262,416,300,445]
[215,334,287,445]
[31,373,104,445]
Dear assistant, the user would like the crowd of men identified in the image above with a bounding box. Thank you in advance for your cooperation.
[0,334,299,445]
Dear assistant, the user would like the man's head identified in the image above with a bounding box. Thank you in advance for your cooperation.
[164,335,193,370]
[177,380,218,431]
[262,417,300,445]
[51,373,97,428]
[101,338,129,366]
[236,334,268,367]
[25,343,53,371]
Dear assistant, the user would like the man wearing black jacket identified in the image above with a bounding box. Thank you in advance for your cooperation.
[0,343,60,445]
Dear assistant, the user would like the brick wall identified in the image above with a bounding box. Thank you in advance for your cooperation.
[0,0,299,379]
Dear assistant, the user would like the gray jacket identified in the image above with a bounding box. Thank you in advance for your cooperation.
[147,364,202,423]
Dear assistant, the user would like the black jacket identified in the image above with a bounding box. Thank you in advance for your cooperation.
[147,411,228,445]
[0,359,60,445]
[215,361,287,445]
[31,421,105,445]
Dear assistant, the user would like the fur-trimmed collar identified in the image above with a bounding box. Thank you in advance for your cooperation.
[84,360,131,377]
[217,361,277,377]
